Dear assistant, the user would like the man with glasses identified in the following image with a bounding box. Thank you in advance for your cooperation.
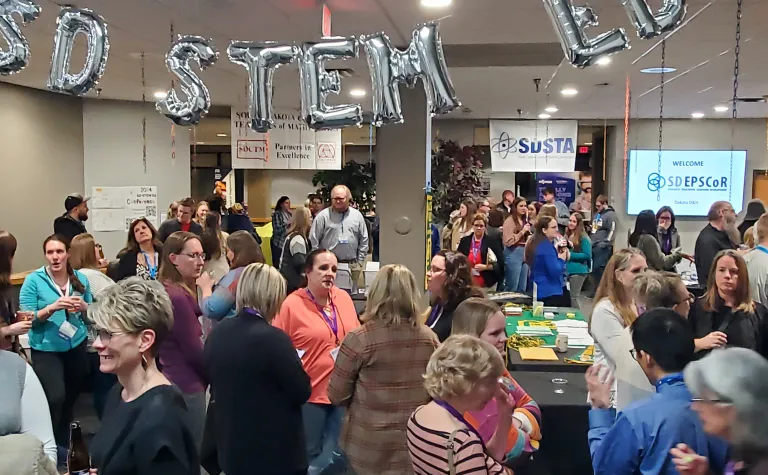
[310,185,369,286]
[695,201,738,288]
[157,197,203,243]
[586,308,728,475]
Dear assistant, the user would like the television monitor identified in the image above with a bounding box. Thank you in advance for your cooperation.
[627,149,747,217]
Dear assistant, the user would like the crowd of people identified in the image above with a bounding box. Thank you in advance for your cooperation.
[1,183,768,475]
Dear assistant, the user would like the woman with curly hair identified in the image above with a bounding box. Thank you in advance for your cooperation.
[425,251,484,341]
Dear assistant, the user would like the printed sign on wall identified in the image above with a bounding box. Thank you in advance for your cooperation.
[489,120,578,172]
[231,109,342,170]
[536,174,576,206]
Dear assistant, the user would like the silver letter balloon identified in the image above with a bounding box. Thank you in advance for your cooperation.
[47,7,109,95]
[361,22,460,126]
[228,41,298,133]
[156,35,219,126]
[620,0,686,39]
[298,36,363,130]
[0,0,40,75]
[542,0,629,68]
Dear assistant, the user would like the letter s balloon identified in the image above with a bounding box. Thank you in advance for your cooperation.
[48,7,109,95]
[0,0,40,75]
[156,35,219,126]
[620,0,686,39]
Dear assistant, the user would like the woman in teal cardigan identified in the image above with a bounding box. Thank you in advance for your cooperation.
[19,234,93,453]
[565,213,592,308]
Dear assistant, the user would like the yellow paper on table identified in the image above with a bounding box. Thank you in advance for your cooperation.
[518,347,559,361]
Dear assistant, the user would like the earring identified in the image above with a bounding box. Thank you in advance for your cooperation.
[141,353,149,371]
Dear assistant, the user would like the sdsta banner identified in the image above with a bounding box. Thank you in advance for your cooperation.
[489,120,578,172]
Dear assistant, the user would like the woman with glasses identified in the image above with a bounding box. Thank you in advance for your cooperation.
[630,210,685,271]
[688,250,768,360]
[656,206,681,256]
[426,251,484,342]
[157,231,208,449]
[88,278,199,475]
[672,347,768,475]
[458,213,502,290]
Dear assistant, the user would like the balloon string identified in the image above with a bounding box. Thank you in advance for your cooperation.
[141,51,147,174]
[170,21,175,162]
[623,75,630,196]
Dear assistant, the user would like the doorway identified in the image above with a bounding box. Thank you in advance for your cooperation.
[752,171,768,204]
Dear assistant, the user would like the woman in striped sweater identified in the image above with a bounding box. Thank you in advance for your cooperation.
[451,298,542,467]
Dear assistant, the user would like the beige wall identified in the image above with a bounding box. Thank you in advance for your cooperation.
[0,83,84,271]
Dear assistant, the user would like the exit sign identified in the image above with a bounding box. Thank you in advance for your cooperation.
[578,146,590,154]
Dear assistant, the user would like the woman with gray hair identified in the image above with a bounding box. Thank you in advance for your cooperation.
[204,263,312,475]
[88,277,200,474]
[671,347,768,475]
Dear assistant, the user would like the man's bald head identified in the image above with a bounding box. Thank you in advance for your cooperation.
[331,185,351,212]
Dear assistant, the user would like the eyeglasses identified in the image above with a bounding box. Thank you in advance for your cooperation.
[95,329,126,342]
[691,397,732,405]
[179,252,206,261]
[678,292,695,305]
[429,266,446,274]
[629,348,639,359]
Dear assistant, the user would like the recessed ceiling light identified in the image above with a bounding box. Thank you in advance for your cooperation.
[153,90,167,99]
[349,88,366,97]
[421,0,451,6]
[560,88,578,97]
[345,142,355,145]
[538,113,551,119]
[544,105,559,113]
[691,112,705,119]
[596,57,612,66]
[714,105,729,113]
[584,142,593,145]
[216,133,228,137]
[196,141,206,145]
[640,67,677,74]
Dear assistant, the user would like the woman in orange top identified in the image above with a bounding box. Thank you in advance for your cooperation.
[451,298,542,469]
[274,249,360,473]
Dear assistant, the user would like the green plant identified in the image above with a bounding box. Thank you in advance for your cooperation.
[313,161,376,213]
[431,139,484,223]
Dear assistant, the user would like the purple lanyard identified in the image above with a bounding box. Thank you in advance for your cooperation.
[725,461,737,475]
[434,399,486,449]
[426,304,443,327]
[243,308,263,319]
[306,289,339,341]
[471,237,482,260]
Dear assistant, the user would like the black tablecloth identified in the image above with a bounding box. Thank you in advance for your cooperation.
[512,371,593,475]
[508,347,590,373]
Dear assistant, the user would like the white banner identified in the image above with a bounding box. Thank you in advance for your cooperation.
[231,109,342,170]
[489,120,578,172]
[91,186,159,231]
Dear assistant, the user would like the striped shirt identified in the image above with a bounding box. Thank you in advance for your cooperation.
[407,407,510,475]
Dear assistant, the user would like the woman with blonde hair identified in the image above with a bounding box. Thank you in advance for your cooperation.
[194,201,209,226]
[689,249,768,359]
[451,298,541,467]
[406,335,513,474]
[328,265,439,474]
[205,264,311,475]
[280,206,313,293]
[167,201,179,221]
[88,278,199,474]
[590,248,648,408]
[157,231,208,448]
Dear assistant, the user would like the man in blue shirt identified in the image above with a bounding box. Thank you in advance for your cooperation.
[586,308,728,475]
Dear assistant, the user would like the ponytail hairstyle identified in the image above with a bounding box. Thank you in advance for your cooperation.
[43,235,86,295]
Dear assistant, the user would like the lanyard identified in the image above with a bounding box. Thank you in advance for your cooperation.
[433,399,486,449]
[654,372,685,390]
[141,251,159,279]
[426,304,443,327]
[243,308,263,319]
[46,268,70,297]
[338,210,348,234]
[756,245,768,256]
[306,289,339,342]
[471,237,482,260]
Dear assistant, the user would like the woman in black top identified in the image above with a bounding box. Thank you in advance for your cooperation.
[116,218,163,282]
[425,251,484,341]
[88,278,199,475]
[0,231,32,353]
[279,206,312,294]
[457,213,503,289]
[204,263,311,475]
[629,210,684,271]
[689,249,768,360]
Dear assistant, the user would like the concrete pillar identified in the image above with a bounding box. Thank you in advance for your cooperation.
[377,86,431,285]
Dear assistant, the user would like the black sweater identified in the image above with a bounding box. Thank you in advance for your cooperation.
[689,297,768,360]
[694,224,736,287]
[204,311,311,475]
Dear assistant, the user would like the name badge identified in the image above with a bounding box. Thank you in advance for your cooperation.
[330,346,340,361]
[58,321,77,341]
[338,237,349,244]
[472,269,480,276]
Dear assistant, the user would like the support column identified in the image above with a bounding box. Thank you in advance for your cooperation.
[377,86,431,285]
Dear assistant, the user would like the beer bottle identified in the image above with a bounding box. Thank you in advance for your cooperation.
[68,421,91,475]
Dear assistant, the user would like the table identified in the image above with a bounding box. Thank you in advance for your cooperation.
[513,371,593,475]
[505,308,592,373]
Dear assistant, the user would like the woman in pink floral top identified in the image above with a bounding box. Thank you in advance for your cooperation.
[451,298,542,464]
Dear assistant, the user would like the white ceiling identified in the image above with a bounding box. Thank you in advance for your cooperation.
[2,0,768,120]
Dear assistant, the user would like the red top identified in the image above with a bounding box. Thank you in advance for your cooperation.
[468,236,485,287]
[180,221,191,232]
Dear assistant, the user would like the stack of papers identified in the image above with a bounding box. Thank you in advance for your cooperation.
[519,347,559,361]
[504,305,523,316]
[553,320,594,347]
[516,326,553,336]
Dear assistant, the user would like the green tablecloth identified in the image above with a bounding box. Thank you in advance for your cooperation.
[505,308,586,346]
